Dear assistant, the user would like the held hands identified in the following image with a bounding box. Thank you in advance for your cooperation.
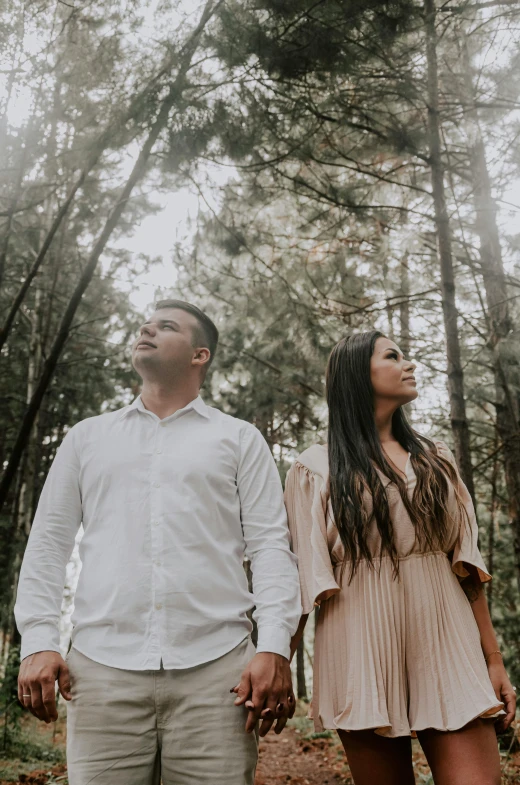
[487,656,516,733]
[231,652,296,736]
[18,651,72,723]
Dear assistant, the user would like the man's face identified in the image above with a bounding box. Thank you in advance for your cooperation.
[132,308,206,380]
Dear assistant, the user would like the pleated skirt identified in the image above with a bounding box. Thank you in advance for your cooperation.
[311,551,503,738]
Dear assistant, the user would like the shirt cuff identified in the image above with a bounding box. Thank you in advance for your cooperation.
[255,625,291,660]
[20,624,61,662]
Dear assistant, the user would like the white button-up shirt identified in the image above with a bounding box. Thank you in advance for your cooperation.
[15,396,301,668]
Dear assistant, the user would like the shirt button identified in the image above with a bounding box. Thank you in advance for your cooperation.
[155,560,161,567]
[155,603,162,610]
[153,520,159,526]
[153,482,160,488]
[156,448,162,454]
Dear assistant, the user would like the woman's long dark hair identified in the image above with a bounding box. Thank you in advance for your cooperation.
[326,330,467,582]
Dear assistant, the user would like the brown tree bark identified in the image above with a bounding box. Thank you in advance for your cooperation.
[0,136,30,292]
[487,446,500,616]
[0,0,222,517]
[459,33,520,587]
[296,638,307,700]
[424,0,475,500]
[3,284,48,650]
[243,559,258,646]
[399,253,411,358]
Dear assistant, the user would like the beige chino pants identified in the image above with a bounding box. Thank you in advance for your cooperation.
[66,637,258,785]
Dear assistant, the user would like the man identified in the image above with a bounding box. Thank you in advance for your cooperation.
[15,299,301,785]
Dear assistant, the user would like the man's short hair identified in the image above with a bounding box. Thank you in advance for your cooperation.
[154,299,219,372]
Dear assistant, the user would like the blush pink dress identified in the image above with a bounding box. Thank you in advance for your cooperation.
[284,441,503,738]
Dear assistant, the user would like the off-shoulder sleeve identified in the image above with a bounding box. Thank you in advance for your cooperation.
[436,441,491,583]
[284,461,340,615]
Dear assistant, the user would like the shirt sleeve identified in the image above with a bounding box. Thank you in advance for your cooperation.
[436,441,492,583]
[237,424,302,660]
[14,426,83,660]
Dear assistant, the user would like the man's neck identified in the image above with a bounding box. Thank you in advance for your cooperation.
[140,381,200,420]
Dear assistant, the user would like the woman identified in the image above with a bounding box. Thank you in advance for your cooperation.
[285,332,516,785]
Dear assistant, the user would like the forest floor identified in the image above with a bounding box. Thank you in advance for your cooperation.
[1,705,520,784]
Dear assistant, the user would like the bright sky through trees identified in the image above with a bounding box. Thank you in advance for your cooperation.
[2,0,520,710]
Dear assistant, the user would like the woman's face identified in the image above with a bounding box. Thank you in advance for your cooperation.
[370,337,418,405]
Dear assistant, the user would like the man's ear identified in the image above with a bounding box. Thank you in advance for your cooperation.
[192,347,211,368]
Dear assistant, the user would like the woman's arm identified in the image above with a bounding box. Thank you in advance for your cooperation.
[290,614,309,662]
[461,564,516,731]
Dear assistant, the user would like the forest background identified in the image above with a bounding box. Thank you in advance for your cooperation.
[1,0,520,773]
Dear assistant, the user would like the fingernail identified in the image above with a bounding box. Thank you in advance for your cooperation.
[277,703,284,712]
[262,709,273,718]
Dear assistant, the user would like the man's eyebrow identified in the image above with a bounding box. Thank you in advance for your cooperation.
[160,319,180,327]
[143,318,181,328]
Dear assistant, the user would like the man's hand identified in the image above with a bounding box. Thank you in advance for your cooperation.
[231,652,296,736]
[18,651,72,723]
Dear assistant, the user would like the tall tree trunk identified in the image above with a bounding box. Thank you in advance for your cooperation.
[382,260,395,340]
[243,559,258,645]
[399,252,411,358]
[424,0,475,500]
[458,33,520,587]
[0,133,30,292]
[295,398,308,700]
[0,470,24,663]
[2,87,62,639]
[296,638,307,700]
[0,0,221,517]
[3,287,43,650]
[487,446,499,616]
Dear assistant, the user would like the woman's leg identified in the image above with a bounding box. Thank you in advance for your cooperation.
[337,729,416,785]
[417,718,501,785]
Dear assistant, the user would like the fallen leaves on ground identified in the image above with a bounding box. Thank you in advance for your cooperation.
[1,710,520,783]
[256,727,352,785]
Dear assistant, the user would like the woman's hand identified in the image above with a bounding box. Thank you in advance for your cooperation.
[232,652,296,736]
[487,659,516,733]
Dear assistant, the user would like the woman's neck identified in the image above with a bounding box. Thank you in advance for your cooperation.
[374,401,399,444]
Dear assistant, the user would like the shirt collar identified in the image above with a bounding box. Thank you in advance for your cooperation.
[118,394,210,421]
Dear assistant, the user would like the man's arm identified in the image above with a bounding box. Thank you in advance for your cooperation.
[233,424,302,735]
[15,426,83,722]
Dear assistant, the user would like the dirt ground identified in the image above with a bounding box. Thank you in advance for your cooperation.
[1,711,520,784]
[255,716,520,785]
[256,723,354,785]
[255,718,433,785]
